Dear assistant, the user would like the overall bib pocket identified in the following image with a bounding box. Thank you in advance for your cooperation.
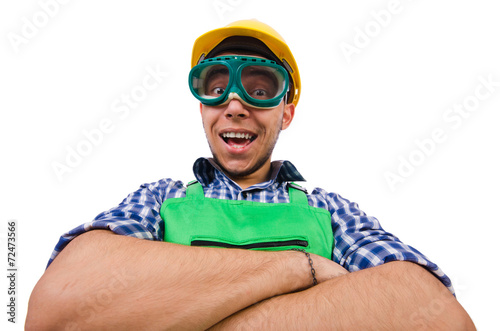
[161,182,334,260]
[191,237,309,250]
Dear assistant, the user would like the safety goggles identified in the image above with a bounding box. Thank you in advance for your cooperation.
[189,56,289,109]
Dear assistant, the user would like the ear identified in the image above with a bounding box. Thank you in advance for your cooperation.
[199,102,203,116]
[281,103,295,130]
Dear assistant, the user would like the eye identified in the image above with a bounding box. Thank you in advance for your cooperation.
[250,89,268,98]
[203,65,229,98]
[241,66,280,100]
[212,87,225,95]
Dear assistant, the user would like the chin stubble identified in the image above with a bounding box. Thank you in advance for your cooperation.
[203,113,284,181]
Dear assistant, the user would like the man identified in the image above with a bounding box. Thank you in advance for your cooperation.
[26,20,475,330]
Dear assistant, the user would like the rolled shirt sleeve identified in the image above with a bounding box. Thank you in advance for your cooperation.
[47,178,185,267]
[311,187,455,295]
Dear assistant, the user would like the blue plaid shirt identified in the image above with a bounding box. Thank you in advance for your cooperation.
[48,157,454,294]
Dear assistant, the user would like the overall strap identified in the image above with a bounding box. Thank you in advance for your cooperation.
[186,181,204,198]
[186,181,309,206]
[288,183,309,206]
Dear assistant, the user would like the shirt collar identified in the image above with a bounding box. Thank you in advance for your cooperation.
[192,157,306,188]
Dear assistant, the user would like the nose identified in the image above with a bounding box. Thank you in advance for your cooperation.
[224,98,249,119]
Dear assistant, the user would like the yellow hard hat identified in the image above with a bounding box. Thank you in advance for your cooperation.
[191,19,301,107]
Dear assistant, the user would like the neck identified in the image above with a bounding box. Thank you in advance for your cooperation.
[229,163,273,190]
[209,158,273,190]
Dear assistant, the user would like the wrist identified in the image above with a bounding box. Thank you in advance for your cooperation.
[280,250,318,292]
[291,249,317,286]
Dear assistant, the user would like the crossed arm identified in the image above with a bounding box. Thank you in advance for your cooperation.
[210,260,474,330]
[26,230,475,330]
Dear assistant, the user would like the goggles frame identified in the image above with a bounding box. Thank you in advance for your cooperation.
[189,56,289,109]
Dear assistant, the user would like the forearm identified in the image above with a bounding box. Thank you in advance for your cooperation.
[211,261,475,330]
[26,230,312,330]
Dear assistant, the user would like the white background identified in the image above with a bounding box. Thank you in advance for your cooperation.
[1,0,499,329]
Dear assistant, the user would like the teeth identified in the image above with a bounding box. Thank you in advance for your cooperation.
[222,132,254,140]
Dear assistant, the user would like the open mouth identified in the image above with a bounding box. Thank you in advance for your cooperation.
[220,132,257,149]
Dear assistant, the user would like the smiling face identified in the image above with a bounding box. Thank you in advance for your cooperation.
[200,90,294,189]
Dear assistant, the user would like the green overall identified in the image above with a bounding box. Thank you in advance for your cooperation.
[160,182,334,259]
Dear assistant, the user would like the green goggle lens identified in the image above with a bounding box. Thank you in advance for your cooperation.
[189,56,289,109]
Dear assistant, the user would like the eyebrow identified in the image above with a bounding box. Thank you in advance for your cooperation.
[243,68,279,86]
[206,67,229,81]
